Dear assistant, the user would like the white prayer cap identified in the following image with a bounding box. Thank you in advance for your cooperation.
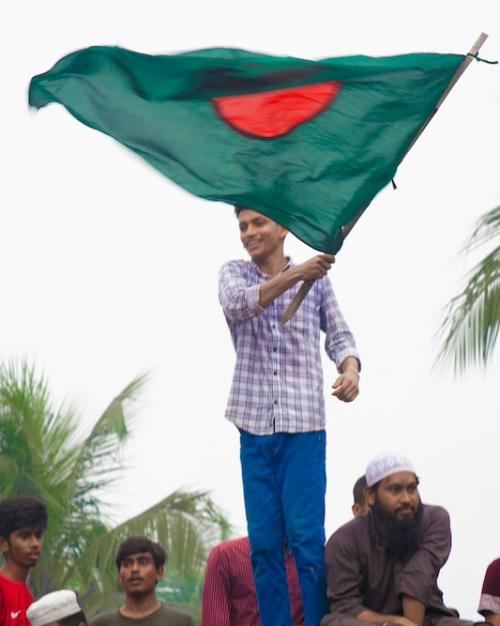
[27,590,82,626]
[365,453,416,487]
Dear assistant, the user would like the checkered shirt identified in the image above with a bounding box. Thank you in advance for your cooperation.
[218,258,360,435]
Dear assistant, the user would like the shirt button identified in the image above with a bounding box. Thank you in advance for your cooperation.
[274,371,277,376]
[273,347,277,352]
[274,400,278,405]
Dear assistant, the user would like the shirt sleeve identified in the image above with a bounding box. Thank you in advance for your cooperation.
[395,506,451,605]
[325,529,367,618]
[479,558,500,616]
[218,261,264,322]
[319,278,361,372]
[201,547,232,626]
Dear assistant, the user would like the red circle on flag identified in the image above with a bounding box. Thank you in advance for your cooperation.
[212,81,341,139]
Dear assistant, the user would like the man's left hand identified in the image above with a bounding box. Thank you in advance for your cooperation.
[332,369,359,402]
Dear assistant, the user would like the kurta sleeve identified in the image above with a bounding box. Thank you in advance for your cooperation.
[201,546,232,626]
[395,506,451,605]
[479,558,500,616]
[325,528,367,618]
[319,278,360,372]
[218,261,264,322]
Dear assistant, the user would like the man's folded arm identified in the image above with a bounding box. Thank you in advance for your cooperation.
[395,506,451,606]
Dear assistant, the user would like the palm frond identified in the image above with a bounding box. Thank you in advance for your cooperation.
[37,374,149,590]
[73,373,148,473]
[0,361,79,499]
[465,205,500,251]
[70,489,229,608]
[64,373,149,511]
[436,243,500,373]
[0,362,231,612]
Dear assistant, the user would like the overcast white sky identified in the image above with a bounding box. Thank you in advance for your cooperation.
[2,0,499,618]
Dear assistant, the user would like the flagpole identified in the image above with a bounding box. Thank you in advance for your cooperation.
[280,32,488,326]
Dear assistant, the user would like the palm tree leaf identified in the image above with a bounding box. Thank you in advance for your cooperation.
[71,489,229,608]
[57,374,149,531]
[466,205,500,251]
[69,372,148,483]
[0,362,231,613]
[436,243,500,373]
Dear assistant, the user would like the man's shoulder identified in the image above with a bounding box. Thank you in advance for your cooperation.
[486,557,500,573]
[91,606,195,626]
[157,603,195,625]
[90,609,120,626]
[422,503,450,525]
[327,515,367,549]
[207,537,250,574]
[219,259,252,274]
[210,536,249,558]
[0,573,31,600]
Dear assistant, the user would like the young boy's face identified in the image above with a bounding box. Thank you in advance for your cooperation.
[0,526,44,568]
[118,551,163,596]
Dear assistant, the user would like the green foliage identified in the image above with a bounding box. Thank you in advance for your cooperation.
[0,361,229,617]
[437,205,500,373]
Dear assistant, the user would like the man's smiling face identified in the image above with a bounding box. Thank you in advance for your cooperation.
[238,209,287,264]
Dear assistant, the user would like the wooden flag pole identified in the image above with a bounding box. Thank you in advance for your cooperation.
[280,32,488,326]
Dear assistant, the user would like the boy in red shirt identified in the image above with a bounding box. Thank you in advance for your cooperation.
[0,496,48,626]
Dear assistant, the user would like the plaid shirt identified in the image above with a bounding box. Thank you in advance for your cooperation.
[219,259,360,435]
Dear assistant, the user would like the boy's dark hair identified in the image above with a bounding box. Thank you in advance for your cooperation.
[115,536,167,570]
[353,475,367,505]
[58,612,87,626]
[0,496,48,539]
[234,205,245,217]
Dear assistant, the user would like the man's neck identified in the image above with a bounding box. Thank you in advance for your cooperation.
[0,562,29,583]
[120,593,161,619]
[256,250,288,278]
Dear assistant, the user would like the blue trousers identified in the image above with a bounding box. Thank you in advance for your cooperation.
[240,429,329,626]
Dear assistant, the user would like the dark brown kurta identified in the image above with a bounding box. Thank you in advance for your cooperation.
[324,504,458,619]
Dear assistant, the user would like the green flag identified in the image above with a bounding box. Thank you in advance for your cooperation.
[29,46,464,253]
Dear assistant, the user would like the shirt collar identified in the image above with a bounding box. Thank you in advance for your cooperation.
[253,257,292,279]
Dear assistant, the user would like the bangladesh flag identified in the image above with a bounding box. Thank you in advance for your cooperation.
[29,46,464,253]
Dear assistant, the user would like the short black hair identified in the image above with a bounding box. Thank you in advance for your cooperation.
[58,612,87,626]
[0,496,47,539]
[353,475,367,505]
[115,536,167,570]
[234,205,246,217]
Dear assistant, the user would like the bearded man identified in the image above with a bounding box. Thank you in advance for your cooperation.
[321,454,476,626]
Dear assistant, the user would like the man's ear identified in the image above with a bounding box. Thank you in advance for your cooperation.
[156,565,164,581]
[279,226,288,241]
[0,536,9,555]
[364,487,375,507]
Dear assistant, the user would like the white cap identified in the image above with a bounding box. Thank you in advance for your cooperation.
[27,590,82,626]
[365,453,416,487]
